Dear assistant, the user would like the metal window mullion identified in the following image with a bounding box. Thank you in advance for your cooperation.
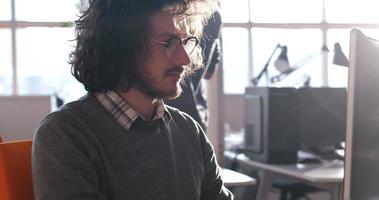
[320,0,328,86]
[17,21,64,27]
[10,0,17,95]
[223,22,379,29]
[321,27,328,86]
[0,21,64,27]
[247,28,253,83]
[248,0,254,83]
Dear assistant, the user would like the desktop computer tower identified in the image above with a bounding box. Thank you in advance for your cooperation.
[244,87,299,163]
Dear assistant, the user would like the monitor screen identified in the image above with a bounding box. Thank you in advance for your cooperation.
[298,87,347,155]
[244,87,346,163]
[344,29,379,200]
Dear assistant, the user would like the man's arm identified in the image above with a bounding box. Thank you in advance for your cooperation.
[32,112,106,200]
[198,127,234,200]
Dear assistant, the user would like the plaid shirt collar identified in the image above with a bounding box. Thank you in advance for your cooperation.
[95,91,170,130]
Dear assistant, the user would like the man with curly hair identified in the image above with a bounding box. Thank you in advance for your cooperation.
[32,0,233,199]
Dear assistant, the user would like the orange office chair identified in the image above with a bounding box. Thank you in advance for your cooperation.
[0,140,34,200]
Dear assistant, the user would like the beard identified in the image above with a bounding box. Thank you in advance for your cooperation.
[137,78,183,99]
[136,67,189,99]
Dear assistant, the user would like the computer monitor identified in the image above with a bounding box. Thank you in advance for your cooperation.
[297,87,347,155]
[0,95,52,141]
[343,29,379,200]
[244,87,347,163]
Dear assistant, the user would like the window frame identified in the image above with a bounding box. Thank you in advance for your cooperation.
[0,0,74,95]
[221,0,379,93]
[3,0,379,94]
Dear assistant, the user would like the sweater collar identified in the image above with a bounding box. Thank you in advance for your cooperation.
[95,91,171,130]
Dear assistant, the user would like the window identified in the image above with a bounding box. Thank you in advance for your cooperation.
[0,0,11,20]
[222,28,249,93]
[251,29,323,87]
[325,0,379,23]
[1,0,85,102]
[221,0,379,94]
[3,1,379,97]
[15,0,79,22]
[16,27,78,97]
[251,0,322,23]
[0,29,12,94]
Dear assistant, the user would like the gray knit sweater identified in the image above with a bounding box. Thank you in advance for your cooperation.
[32,94,233,200]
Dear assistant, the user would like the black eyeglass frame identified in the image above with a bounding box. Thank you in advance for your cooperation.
[152,36,199,55]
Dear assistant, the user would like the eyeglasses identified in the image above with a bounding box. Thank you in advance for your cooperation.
[152,36,199,57]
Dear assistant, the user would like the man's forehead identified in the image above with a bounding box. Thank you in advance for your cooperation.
[150,12,188,37]
[156,32,187,39]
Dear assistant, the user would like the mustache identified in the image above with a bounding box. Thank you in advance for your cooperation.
[166,66,184,75]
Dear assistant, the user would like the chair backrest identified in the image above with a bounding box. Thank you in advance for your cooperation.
[0,140,34,200]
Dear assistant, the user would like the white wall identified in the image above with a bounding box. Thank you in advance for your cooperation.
[224,94,245,132]
[0,95,52,141]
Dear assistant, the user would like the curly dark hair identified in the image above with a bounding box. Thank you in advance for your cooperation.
[70,0,218,92]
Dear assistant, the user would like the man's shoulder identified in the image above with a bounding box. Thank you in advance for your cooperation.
[34,94,111,146]
[54,93,106,117]
[165,105,204,135]
[37,94,104,132]
[165,105,195,122]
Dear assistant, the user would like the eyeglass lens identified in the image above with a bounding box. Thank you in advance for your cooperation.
[183,38,197,55]
[167,38,197,57]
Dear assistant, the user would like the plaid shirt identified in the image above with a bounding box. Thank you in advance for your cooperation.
[95,91,168,130]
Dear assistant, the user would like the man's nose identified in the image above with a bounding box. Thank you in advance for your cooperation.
[171,45,191,66]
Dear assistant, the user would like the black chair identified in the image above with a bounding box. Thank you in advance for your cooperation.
[273,180,324,200]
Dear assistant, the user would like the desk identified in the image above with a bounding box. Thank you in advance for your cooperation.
[224,151,344,200]
[221,168,257,187]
